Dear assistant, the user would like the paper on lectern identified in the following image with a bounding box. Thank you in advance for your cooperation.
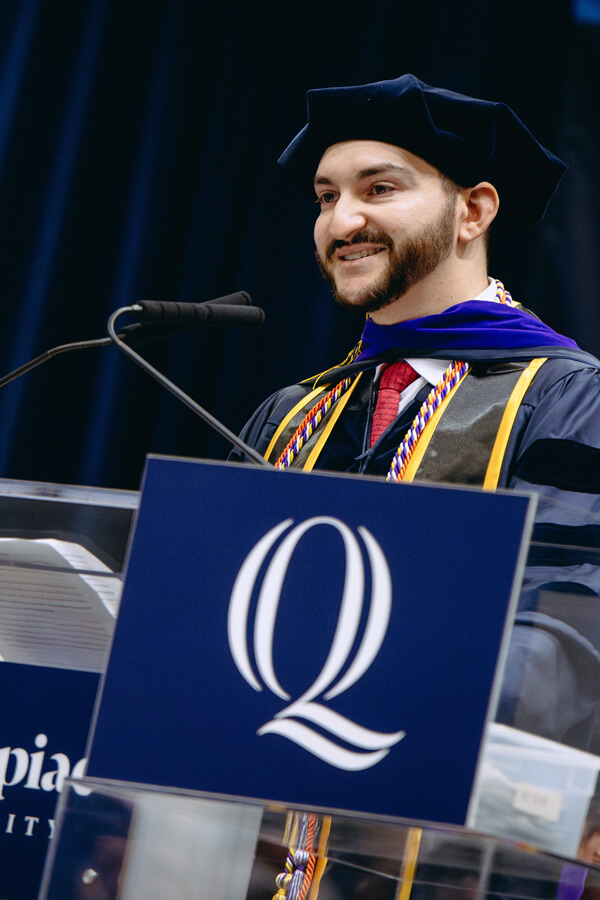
[0,538,122,672]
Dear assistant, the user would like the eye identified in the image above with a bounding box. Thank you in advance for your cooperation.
[369,183,394,196]
[315,190,337,207]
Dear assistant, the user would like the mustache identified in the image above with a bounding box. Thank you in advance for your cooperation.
[324,231,394,262]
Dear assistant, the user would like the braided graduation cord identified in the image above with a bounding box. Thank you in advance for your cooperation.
[293,815,317,900]
[274,281,511,472]
[387,280,513,480]
[274,376,355,470]
[274,340,363,470]
[494,279,516,306]
[272,813,319,900]
[387,360,470,482]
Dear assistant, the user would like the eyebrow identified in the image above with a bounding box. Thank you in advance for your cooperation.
[314,163,417,186]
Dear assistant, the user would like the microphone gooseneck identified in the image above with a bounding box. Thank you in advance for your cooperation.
[0,292,272,468]
[107,300,272,468]
[0,336,113,389]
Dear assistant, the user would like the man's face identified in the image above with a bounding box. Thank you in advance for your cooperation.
[313,141,459,316]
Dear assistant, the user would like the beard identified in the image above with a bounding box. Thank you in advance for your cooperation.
[315,196,457,314]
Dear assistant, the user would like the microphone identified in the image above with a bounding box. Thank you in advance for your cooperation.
[0,292,264,384]
[107,297,272,468]
[132,300,265,328]
[0,291,272,468]
[132,290,252,321]
[118,293,264,349]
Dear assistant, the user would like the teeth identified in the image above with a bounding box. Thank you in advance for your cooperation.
[342,248,383,261]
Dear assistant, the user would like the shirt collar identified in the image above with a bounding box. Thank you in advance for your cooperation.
[383,280,499,384]
[404,356,449,383]
[477,277,501,303]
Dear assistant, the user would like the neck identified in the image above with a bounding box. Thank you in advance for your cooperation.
[368,261,489,325]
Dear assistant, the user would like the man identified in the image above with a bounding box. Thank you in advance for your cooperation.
[232,74,600,750]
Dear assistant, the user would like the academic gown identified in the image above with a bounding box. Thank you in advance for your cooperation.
[232,336,600,752]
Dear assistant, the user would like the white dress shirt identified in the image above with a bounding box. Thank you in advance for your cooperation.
[378,279,498,418]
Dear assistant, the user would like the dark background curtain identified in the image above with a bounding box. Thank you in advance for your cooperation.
[0,0,597,491]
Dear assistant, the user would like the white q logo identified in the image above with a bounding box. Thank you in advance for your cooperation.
[227,517,405,771]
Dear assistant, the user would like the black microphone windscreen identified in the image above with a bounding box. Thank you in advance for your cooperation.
[206,291,252,307]
[134,300,263,328]
[200,304,265,328]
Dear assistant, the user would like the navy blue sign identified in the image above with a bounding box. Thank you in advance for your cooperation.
[89,457,533,825]
[0,664,99,900]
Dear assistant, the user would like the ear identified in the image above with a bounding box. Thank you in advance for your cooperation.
[456,182,499,244]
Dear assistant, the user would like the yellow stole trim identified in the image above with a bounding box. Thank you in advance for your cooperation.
[482,357,547,489]
[397,826,422,900]
[401,372,470,483]
[263,385,329,462]
[303,373,364,472]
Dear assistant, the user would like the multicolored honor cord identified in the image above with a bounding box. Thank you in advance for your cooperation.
[274,281,515,477]
[494,279,516,307]
[275,376,355,470]
[386,360,470,481]
[273,812,320,900]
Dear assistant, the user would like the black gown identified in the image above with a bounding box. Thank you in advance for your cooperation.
[232,342,600,750]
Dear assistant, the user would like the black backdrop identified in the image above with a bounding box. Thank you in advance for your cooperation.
[0,0,598,491]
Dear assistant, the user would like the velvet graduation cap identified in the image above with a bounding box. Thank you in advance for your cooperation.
[278,74,567,233]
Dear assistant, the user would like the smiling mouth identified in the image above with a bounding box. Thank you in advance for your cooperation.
[340,248,386,261]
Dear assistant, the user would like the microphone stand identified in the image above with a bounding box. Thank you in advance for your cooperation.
[0,337,112,389]
[107,305,273,469]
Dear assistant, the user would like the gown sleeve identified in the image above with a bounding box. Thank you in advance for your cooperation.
[497,360,600,750]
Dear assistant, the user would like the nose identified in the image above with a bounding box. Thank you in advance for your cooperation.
[328,193,368,242]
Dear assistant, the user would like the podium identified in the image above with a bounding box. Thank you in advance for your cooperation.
[85,457,535,822]
[0,478,138,900]
[40,779,598,900]
[8,459,600,899]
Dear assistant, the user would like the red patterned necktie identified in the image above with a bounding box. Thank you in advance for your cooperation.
[369,360,419,447]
